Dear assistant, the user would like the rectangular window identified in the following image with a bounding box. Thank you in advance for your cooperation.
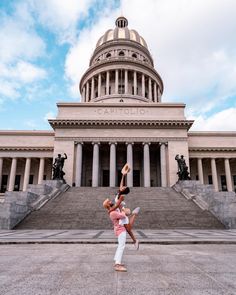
[43,175,47,180]
[196,175,199,181]
[208,175,213,185]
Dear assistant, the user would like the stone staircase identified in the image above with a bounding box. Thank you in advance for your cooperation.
[15,187,225,230]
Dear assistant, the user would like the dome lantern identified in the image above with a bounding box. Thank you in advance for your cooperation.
[115,16,128,28]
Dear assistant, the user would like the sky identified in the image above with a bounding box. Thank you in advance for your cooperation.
[0,0,236,131]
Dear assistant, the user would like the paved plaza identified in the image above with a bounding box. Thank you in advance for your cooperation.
[1,230,236,294]
[1,243,236,295]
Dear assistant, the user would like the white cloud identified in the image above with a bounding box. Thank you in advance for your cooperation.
[0,2,47,100]
[190,108,236,131]
[29,0,94,44]
[64,10,119,99]
[0,62,47,83]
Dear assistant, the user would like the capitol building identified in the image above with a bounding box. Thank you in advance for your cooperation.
[0,16,236,194]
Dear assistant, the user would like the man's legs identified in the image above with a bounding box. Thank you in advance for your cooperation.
[114,231,127,270]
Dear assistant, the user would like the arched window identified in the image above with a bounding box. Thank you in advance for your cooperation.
[106,53,111,58]
[119,51,125,57]
[132,53,137,58]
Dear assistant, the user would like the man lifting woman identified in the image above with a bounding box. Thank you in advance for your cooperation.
[103,163,140,272]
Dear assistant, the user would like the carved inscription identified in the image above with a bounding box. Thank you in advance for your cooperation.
[95,108,148,116]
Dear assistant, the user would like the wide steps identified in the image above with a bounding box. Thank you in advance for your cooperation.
[16,187,225,230]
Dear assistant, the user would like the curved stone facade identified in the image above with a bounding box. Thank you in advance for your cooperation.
[80,17,163,104]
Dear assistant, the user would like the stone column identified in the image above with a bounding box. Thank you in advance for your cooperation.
[86,82,89,102]
[133,71,137,95]
[125,70,128,94]
[8,158,17,192]
[82,87,86,102]
[154,83,158,102]
[160,143,167,187]
[224,158,233,192]
[75,143,83,187]
[91,76,95,100]
[126,143,133,187]
[142,74,145,97]
[197,158,204,184]
[109,143,116,187]
[38,158,45,184]
[148,77,152,100]
[143,143,150,187]
[158,87,162,102]
[0,158,3,191]
[106,71,110,95]
[98,73,101,97]
[115,69,119,94]
[23,158,31,191]
[211,158,218,191]
[92,142,100,187]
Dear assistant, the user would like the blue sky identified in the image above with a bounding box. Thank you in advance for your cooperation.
[0,0,236,131]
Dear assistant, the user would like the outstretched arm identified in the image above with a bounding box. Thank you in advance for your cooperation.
[119,174,125,191]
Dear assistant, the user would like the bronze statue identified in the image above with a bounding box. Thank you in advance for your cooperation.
[175,154,190,180]
[52,153,67,181]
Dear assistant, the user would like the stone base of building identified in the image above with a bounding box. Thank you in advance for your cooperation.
[174,180,236,229]
[0,180,69,230]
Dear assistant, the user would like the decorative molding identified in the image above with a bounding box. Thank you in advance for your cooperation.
[189,147,236,152]
[56,137,187,143]
[0,146,54,152]
[49,119,193,130]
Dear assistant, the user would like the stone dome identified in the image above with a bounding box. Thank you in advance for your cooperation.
[96,16,148,49]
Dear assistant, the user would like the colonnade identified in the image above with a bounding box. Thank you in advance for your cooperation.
[75,142,168,188]
[0,157,51,192]
[82,69,161,102]
[194,157,235,192]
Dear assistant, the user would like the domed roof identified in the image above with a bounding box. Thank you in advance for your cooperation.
[96,16,148,49]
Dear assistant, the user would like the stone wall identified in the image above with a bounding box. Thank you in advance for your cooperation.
[0,180,69,229]
[174,180,236,229]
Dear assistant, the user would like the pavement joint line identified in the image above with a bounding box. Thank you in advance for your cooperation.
[137,230,148,238]
[40,230,68,238]
[92,231,104,239]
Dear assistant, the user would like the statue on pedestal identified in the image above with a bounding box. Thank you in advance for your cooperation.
[175,154,191,180]
[52,153,67,181]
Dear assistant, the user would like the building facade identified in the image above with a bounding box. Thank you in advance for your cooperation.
[0,17,236,193]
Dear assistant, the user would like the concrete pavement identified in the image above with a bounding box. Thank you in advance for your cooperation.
[1,243,236,295]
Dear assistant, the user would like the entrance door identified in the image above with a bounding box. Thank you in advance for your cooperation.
[14,175,21,191]
[220,175,227,191]
[102,170,109,187]
[133,170,140,187]
[1,175,8,193]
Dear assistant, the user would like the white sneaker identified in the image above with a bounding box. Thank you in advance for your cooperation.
[132,207,140,215]
[134,239,139,250]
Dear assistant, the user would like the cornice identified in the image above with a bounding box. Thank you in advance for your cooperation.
[0,130,54,136]
[54,137,187,143]
[188,131,236,137]
[0,146,54,151]
[49,119,194,130]
[189,147,236,152]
